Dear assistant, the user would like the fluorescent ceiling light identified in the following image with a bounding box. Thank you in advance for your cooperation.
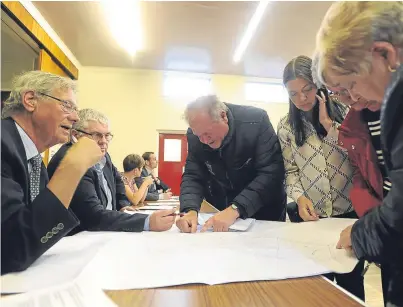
[233,0,270,63]
[101,0,143,57]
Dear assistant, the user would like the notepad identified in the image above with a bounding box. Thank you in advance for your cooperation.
[198,213,255,232]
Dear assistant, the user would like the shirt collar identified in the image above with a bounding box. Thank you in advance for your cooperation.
[94,156,107,171]
[14,122,39,161]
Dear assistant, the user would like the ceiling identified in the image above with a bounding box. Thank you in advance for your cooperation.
[32,1,333,79]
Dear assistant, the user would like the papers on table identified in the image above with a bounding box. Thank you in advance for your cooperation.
[124,209,180,215]
[198,213,255,232]
[1,281,117,307]
[1,234,110,293]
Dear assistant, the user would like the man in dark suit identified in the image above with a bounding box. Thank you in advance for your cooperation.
[1,71,103,275]
[48,109,176,234]
[135,152,172,201]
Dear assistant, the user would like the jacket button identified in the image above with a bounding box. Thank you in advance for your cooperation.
[340,141,343,146]
[351,145,355,149]
[46,232,53,239]
[41,236,48,243]
[52,227,59,235]
[57,223,64,230]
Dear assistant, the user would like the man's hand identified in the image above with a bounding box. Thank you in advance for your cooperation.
[149,208,176,232]
[297,195,319,221]
[65,137,103,170]
[336,224,353,249]
[176,210,198,233]
[201,206,239,232]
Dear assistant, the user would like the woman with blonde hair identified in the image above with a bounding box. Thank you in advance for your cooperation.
[313,2,403,306]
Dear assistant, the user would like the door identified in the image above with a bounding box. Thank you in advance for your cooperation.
[158,133,188,196]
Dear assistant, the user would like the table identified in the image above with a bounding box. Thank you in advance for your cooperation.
[105,277,363,307]
[106,199,364,307]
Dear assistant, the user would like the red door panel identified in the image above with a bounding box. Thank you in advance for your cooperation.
[158,133,188,196]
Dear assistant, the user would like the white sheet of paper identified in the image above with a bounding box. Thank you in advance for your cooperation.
[1,219,358,292]
[124,209,179,215]
[1,281,117,307]
[1,234,110,293]
[152,200,180,204]
[198,213,256,232]
[138,205,177,210]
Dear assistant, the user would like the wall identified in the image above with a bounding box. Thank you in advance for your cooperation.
[78,67,289,170]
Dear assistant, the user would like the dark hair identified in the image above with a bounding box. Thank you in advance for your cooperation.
[142,152,154,162]
[283,55,345,147]
[123,154,145,172]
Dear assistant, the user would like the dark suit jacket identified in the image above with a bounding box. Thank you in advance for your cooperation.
[135,168,169,201]
[1,118,79,275]
[48,143,148,234]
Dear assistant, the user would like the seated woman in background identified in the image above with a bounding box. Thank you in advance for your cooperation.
[121,154,154,206]
[277,55,365,300]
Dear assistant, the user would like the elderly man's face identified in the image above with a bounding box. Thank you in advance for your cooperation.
[76,120,111,155]
[30,88,78,149]
[189,110,229,149]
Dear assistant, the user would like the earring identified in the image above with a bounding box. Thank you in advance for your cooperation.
[388,62,400,72]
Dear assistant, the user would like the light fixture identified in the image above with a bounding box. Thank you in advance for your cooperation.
[101,0,143,57]
[233,0,270,63]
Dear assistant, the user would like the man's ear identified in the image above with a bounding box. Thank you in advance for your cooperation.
[22,91,37,113]
[221,111,228,124]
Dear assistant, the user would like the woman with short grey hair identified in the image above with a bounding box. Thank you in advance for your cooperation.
[314,2,403,306]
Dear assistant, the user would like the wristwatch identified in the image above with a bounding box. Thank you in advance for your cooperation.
[231,204,240,215]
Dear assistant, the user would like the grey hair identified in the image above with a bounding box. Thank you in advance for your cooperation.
[314,1,403,86]
[73,108,110,131]
[283,55,315,86]
[311,52,323,88]
[1,70,77,119]
[183,95,228,123]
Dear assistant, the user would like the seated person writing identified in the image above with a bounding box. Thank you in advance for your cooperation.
[47,109,175,234]
[121,154,154,206]
[135,152,172,201]
[1,71,102,274]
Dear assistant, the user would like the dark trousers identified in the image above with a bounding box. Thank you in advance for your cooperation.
[287,202,365,301]
[381,264,390,307]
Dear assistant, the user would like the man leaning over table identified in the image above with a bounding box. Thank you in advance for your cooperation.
[47,108,175,235]
[176,95,287,233]
[1,71,103,274]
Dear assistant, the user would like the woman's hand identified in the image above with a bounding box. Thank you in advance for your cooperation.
[297,195,319,221]
[316,91,333,132]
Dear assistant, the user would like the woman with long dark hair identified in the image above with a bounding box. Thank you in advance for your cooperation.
[277,55,365,300]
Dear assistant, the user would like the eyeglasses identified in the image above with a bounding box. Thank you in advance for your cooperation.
[37,92,78,114]
[74,128,114,142]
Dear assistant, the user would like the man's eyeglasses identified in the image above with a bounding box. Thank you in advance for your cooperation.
[74,128,114,142]
[37,92,78,114]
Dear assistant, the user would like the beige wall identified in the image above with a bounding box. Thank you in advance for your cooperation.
[78,67,289,171]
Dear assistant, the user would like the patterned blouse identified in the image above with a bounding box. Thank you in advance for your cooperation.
[120,173,138,193]
[277,114,354,217]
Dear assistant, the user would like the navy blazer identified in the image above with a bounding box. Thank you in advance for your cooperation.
[48,143,148,234]
[1,118,79,275]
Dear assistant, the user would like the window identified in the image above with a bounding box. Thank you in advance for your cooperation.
[163,73,212,100]
[244,82,289,103]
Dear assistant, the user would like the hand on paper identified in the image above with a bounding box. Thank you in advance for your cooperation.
[176,210,198,233]
[201,207,239,232]
[162,192,173,200]
[65,137,103,170]
[297,195,319,221]
[149,208,176,231]
[336,224,353,250]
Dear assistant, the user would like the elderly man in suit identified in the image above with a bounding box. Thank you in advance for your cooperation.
[1,71,103,275]
[48,109,176,234]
